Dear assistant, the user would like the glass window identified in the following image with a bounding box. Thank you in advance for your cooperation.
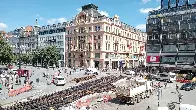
[95,53,100,58]
[147,45,160,52]
[182,15,190,20]
[161,56,175,62]
[169,33,177,39]
[189,23,196,29]
[163,45,177,52]
[170,0,176,8]
[180,24,189,30]
[178,0,187,6]
[191,13,196,19]
[188,0,196,4]
[162,0,169,9]
[177,57,194,63]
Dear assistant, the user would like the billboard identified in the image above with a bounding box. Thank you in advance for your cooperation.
[170,0,177,8]
[188,0,196,4]
[146,56,160,63]
[162,0,169,9]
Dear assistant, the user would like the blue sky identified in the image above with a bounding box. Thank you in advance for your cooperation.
[0,0,161,32]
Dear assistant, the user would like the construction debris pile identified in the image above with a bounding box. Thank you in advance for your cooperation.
[72,75,96,83]
[3,75,125,110]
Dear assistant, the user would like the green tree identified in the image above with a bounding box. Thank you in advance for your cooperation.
[21,53,32,65]
[0,40,14,64]
[32,46,60,67]
[45,46,60,67]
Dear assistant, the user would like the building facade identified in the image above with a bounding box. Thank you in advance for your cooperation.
[146,0,196,67]
[38,22,67,66]
[66,4,147,68]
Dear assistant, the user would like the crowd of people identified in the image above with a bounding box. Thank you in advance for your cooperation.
[2,75,125,110]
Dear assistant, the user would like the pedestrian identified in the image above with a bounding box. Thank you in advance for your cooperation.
[19,79,21,85]
[164,82,167,88]
[178,93,183,102]
[146,106,151,110]
[176,84,179,93]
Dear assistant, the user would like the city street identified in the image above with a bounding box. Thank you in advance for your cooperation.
[91,82,196,110]
[1,66,196,110]
[0,66,109,107]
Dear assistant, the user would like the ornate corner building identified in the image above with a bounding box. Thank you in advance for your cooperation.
[65,4,147,68]
[146,0,196,67]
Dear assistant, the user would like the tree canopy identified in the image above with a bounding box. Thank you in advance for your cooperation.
[0,40,14,64]
[31,46,60,67]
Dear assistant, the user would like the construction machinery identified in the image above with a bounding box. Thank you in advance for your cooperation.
[114,78,154,105]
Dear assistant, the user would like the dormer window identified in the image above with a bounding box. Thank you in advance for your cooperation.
[42,26,45,29]
[53,24,56,28]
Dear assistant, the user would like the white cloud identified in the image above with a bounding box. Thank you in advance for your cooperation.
[156,0,161,2]
[47,18,67,24]
[142,0,151,3]
[136,24,146,30]
[0,23,8,29]
[139,6,161,14]
[98,10,109,17]
[77,8,82,12]
[76,8,109,17]
[36,14,44,20]
[39,17,44,20]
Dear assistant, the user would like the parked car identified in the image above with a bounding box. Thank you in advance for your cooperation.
[180,82,196,91]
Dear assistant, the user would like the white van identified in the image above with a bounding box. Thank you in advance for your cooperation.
[156,72,176,82]
[54,76,66,86]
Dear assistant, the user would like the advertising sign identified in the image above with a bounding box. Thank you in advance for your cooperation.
[146,56,160,63]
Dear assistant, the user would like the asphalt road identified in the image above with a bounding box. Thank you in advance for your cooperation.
[91,82,196,110]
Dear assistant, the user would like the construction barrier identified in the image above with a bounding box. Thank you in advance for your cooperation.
[8,84,32,97]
